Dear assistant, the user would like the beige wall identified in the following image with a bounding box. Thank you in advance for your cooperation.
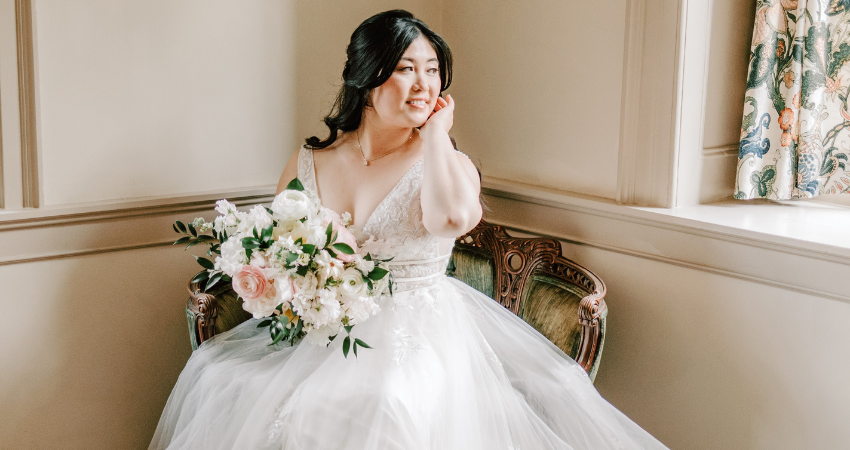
[443,0,628,200]
[0,246,197,448]
[34,0,297,206]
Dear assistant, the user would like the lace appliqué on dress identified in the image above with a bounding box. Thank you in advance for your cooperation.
[387,326,426,366]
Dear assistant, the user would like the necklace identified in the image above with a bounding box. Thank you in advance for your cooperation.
[356,129,415,166]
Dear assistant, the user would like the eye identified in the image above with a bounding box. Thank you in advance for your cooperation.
[397,66,414,72]
[427,67,439,74]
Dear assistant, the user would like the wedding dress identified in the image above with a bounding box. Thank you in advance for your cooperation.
[149,147,669,450]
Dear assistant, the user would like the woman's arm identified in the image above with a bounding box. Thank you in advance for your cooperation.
[419,95,483,238]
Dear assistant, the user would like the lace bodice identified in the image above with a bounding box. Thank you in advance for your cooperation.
[297,146,452,288]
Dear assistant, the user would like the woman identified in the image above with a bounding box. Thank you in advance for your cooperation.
[150,10,668,450]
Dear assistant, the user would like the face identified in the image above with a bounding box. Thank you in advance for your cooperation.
[368,35,441,128]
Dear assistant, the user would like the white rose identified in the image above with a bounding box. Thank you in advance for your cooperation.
[339,267,368,299]
[215,237,247,276]
[271,190,315,222]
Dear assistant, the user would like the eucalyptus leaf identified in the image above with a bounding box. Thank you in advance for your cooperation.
[174,236,192,245]
[172,223,180,234]
[265,206,274,216]
[301,244,316,255]
[354,338,372,349]
[257,319,273,328]
[344,325,353,334]
[325,222,333,247]
[261,225,273,242]
[176,220,187,233]
[353,341,358,357]
[187,223,198,237]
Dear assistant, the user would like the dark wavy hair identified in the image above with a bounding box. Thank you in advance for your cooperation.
[305,10,453,149]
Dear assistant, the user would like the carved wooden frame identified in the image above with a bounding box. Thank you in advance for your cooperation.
[454,221,608,374]
[187,281,218,348]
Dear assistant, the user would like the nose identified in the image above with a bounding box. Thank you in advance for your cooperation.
[413,70,429,92]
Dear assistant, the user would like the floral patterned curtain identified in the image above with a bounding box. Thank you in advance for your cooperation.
[736,0,850,199]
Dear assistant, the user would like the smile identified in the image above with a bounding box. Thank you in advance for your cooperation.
[406,99,428,109]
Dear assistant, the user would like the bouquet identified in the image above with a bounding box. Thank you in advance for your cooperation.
[173,178,391,357]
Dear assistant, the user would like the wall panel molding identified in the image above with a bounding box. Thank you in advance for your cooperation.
[0,186,275,265]
[14,0,39,208]
[617,0,684,207]
[483,177,850,303]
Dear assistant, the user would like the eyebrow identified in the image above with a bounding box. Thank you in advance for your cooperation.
[400,57,439,63]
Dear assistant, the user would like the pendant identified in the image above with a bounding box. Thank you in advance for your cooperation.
[363,160,369,166]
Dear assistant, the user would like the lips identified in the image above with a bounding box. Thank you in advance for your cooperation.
[406,99,429,109]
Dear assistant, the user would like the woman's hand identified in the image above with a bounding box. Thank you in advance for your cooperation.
[420,94,454,137]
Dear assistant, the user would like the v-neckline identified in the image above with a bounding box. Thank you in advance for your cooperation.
[309,148,423,232]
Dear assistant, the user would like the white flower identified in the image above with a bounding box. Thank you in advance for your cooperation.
[342,295,380,325]
[339,267,368,299]
[296,252,311,266]
[292,272,318,300]
[215,237,247,276]
[215,199,239,216]
[341,211,352,227]
[238,205,273,235]
[271,190,315,222]
[314,250,344,283]
[274,274,294,305]
[289,217,327,248]
[352,254,375,274]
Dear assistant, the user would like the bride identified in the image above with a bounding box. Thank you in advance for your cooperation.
[150,10,668,450]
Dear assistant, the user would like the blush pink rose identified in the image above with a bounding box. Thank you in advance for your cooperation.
[232,265,271,300]
[322,212,359,263]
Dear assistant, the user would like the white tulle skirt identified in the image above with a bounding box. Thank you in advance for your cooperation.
[150,277,668,450]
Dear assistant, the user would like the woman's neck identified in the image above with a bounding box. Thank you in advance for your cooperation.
[356,116,415,159]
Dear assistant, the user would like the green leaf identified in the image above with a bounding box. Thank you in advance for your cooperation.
[205,271,224,290]
[265,206,274,216]
[301,244,316,255]
[326,248,337,259]
[245,248,253,261]
[242,237,261,250]
[173,236,192,245]
[367,267,389,280]
[195,256,215,270]
[257,319,272,328]
[253,227,260,239]
[353,341,358,357]
[296,265,308,277]
[172,223,180,234]
[328,334,338,342]
[187,223,198,237]
[325,222,333,247]
[332,243,354,255]
[354,338,372,349]
[221,274,231,282]
[191,270,209,284]
[286,252,299,265]
[364,253,372,261]
[342,336,351,358]
[261,225,273,242]
[285,178,305,191]
[344,325,353,334]
[175,220,187,233]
